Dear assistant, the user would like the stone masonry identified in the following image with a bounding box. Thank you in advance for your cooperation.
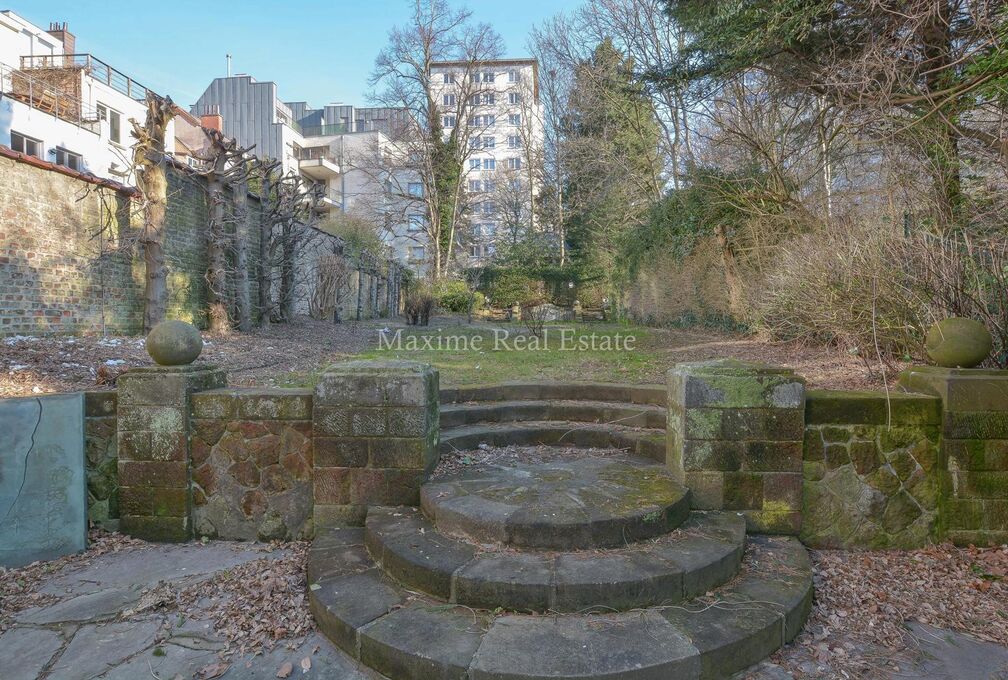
[190,388,314,541]
[899,366,1008,546]
[668,360,806,534]
[801,390,945,549]
[313,360,439,528]
[117,365,225,541]
[84,390,119,529]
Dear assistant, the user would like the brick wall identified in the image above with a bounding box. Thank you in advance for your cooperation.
[0,153,402,336]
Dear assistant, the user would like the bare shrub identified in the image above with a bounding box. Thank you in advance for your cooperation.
[521,303,550,338]
[756,222,1008,367]
[404,285,435,327]
[309,254,351,321]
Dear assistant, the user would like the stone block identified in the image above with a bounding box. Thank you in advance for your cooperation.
[315,503,368,528]
[117,405,185,434]
[849,440,882,475]
[315,467,352,504]
[803,429,825,461]
[682,440,742,472]
[0,393,86,567]
[947,439,1008,471]
[723,472,764,510]
[315,438,369,468]
[351,408,388,437]
[369,438,429,469]
[314,406,351,437]
[955,471,1008,500]
[386,407,432,437]
[945,411,1008,440]
[898,366,1008,412]
[672,360,805,410]
[84,390,117,417]
[117,460,187,488]
[805,389,941,425]
[741,441,803,473]
[190,390,237,419]
[684,408,804,441]
[119,514,189,542]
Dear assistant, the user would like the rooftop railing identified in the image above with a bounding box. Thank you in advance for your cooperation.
[20,54,153,102]
[0,62,101,133]
[297,146,341,164]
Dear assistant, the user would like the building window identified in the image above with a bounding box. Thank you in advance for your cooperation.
[409,245,426,260]
[468,179,482,192]
[10,131,42,158]
[509,113,521,126]
[482,92,495,105]
[483,201,496,215]
[442,72,456,84]
[508,92,521,105]
[468,94,481,106]
[481,71,495,83]
[486,242,496,255]
[55,147,82,171]
[469,158,481,171]
[483,181,496,193]
[508,157,522,170]
[469,138,480,150]
[443,115,456,128]
[97,104,122,144]
[483,158,496,170]
[408,182,424,197]
[482,136,495,149]
[408,214,426,232]
[508,69,520,83]
[443,94,456,106]
[507,135,522,149]
[470,244,481,257]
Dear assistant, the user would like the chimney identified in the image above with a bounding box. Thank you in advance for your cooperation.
[47,22,75,54]
[200,105,223,132]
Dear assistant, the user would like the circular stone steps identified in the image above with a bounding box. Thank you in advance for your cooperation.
[438,422,666,461]
[308,526,813,680]
[439,399,667,430]
[365,505,746,612]
[420,457,690,550]
[440,382,666,407]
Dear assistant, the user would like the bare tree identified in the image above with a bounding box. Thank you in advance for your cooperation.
[368,0,503,278]
[128,93,176,331]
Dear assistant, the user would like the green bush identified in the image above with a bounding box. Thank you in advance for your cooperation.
[432,279,479,313]
[485,270,545,308]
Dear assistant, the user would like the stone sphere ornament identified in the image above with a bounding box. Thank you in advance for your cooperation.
[925,317,992,368]
[146,320,204,366]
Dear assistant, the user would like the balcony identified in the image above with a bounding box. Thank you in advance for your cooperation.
[0,63,100,133]
[20,54,153,102]
[312,188,343,213]
[297,146,341,179]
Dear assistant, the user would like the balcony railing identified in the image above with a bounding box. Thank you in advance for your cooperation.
[20,54,153,102]
[300,123,354,137]
[297,146,340,163]
[0,63,100,133]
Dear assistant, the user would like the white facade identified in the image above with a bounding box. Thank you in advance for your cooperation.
[429,59,544,266]
[0,11,176,182]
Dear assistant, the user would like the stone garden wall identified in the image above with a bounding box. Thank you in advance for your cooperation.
[190,388,314,541]
[801,391,945,549]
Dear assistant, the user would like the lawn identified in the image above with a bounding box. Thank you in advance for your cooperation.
[357,321,664,386]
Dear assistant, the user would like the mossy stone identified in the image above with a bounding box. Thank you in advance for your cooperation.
[146,320,203,366]
[925,317,993,368]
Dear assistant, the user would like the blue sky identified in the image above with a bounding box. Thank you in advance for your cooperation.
[13,1,577,108]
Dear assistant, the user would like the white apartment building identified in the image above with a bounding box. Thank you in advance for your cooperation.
[0,11,187,182]
[429,58,544,265]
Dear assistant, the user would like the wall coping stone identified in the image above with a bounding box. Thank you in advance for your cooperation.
[672,359,798,377]
[805,389,941,426]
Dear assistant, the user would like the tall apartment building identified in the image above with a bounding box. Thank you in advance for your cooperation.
[0,11,203,182]
[429,58,543,265]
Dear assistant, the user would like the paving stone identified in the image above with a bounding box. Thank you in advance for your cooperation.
[0,627,64,680]
[16,587,139,624]
[46,620,159,680]
[99,641,219,680]
[360,604,485,680]
[893,622,1008,680]
[470,611,700,680]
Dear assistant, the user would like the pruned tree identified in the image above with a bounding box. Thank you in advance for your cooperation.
[129,93,177,331]
[194,129,256,335]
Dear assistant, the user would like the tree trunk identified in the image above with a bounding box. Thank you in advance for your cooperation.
[206,177,230,335]
[233,179,252,332]
[715,224,745,319]
[140,170,169,332]
[259,173,273,325]
[279,222,295,321]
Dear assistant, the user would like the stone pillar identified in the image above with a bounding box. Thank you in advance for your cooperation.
[313,360,439,529]
[899,366,1008,545]
[668,360,806,534]
[117,365,226,541]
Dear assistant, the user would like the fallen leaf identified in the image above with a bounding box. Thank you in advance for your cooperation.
[300,656,311,672]
[277,661,293,678]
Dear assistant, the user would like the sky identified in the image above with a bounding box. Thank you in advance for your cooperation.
[13,0,578,109]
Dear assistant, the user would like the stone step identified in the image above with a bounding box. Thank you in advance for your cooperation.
[439,422,665,462]
[308,528,812,680]
[440,382,666,407]
[440,399,667,429]
[365,506,746,613]
[421,456,690,550]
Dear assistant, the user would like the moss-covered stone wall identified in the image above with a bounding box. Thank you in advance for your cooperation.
[801,391,944,549]
[84,390,119,529]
